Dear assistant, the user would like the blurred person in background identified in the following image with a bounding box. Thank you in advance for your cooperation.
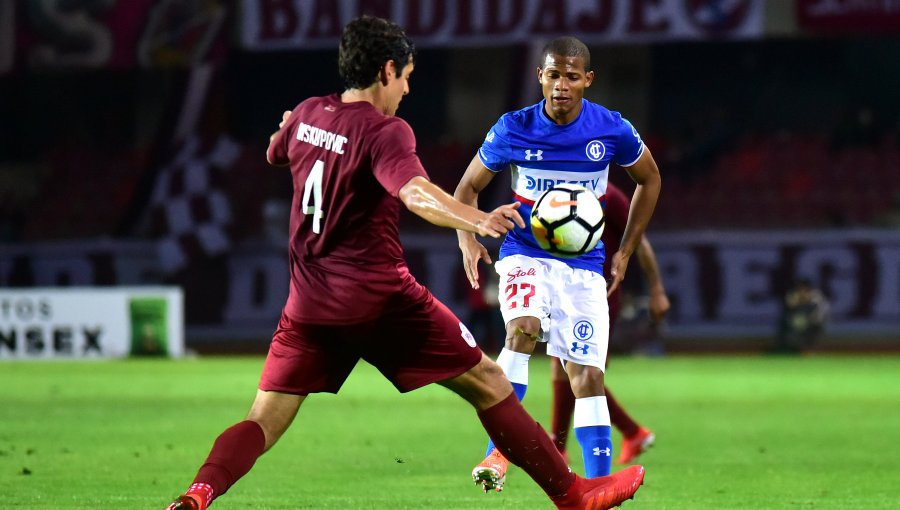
[460,266,506,354]
[774,278,830,354]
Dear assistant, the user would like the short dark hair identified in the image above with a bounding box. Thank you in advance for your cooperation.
[540,36,591,72]
[338,16,417,90]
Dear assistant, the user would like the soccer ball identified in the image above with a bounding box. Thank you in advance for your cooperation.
[530,183,605,258]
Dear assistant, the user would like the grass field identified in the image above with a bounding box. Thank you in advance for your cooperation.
[2,355,899,509]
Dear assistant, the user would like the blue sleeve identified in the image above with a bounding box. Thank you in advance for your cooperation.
[614,117,645,167]
[477,116,512,172]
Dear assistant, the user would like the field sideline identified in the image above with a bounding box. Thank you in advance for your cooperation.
[1,355,898,509]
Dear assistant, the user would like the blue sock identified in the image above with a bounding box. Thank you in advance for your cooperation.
[574,396,612,477]
[575,425,613,477]
[484,349,530,456]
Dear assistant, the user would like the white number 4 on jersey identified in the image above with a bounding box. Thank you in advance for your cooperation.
[302,160,324,233]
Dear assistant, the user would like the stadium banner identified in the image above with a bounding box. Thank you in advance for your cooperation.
[3,0,764,73]
[646,229,900,338]
[797,0,900,32]
[0,286,184,359]
[239,0,765,50]
[1,229,898,342]
[3,0,227,73]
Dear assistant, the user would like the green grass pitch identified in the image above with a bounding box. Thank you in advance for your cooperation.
[1,355,898,509]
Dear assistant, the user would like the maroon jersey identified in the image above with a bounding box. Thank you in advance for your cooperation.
[267,94,429,324]
[601,183,630,328]
[601,183,630,278]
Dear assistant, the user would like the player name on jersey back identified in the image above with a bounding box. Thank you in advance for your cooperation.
[296,122,348,155]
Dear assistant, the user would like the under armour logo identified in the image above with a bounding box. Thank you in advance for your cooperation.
[524,149,543,161]
[593,447,611,457]
[571,342,589,355]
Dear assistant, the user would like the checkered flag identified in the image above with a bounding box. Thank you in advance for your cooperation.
[149,134,240,273]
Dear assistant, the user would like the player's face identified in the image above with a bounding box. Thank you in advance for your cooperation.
[537,53,594,125]
[384,58,414,116]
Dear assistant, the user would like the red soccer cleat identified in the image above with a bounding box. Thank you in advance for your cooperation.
[471,448,509,493]
[166,494,205,510]
[553,465,645,510]
[617,427,655,465]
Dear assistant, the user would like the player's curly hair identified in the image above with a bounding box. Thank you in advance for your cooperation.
[541,36,591,72]
[339,16,417,90]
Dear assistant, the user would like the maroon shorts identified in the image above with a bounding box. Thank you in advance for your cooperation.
[259,293,483,395]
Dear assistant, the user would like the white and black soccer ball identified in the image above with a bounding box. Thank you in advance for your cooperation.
[530,183,605,258]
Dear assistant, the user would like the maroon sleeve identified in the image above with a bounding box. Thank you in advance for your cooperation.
[266,105,300,166]
[368,117,429,197]
[604,184,630,233]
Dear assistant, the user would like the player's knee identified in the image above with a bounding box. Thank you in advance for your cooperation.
[449,356,513,411]
[245,415,287,451]
[245,392,303,450]
[466,355,506,386]
[567,364,605,398]
[505,318,541,351]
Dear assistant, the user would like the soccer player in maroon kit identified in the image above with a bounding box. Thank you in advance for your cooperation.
[165,16,643,510]
[549,183,670,467]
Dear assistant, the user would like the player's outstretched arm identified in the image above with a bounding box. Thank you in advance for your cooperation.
[635,235,671,323]
[453,155,501,289]
[608,147,661,296]
[399,176,524,239]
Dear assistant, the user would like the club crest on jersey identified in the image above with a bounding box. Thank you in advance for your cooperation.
[585,140,606,161]
[524,149,543,161]
[573,320,594,341]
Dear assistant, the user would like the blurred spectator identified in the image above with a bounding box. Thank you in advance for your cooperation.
[459,264,505,354]
[774,279,830,354]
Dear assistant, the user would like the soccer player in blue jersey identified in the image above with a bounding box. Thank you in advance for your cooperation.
[454,36,661,492]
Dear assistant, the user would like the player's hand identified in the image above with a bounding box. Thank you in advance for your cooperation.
[459,235,490,289]
[648,288,671,323]
[607,251,630,297]
[476,202,525,238]
[269,110,292,145]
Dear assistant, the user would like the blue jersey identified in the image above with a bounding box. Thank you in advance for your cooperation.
[478,99,645,273]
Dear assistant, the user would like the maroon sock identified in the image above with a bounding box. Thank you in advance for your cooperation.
[192,420,266,504]
[551,379,576,453]
[478,393,575,497]
[606,386,641,437]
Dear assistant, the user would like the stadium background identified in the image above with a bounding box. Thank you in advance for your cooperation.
[1,0,900,356]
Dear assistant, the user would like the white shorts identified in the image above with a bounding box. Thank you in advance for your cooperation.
[494,254,609,370]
